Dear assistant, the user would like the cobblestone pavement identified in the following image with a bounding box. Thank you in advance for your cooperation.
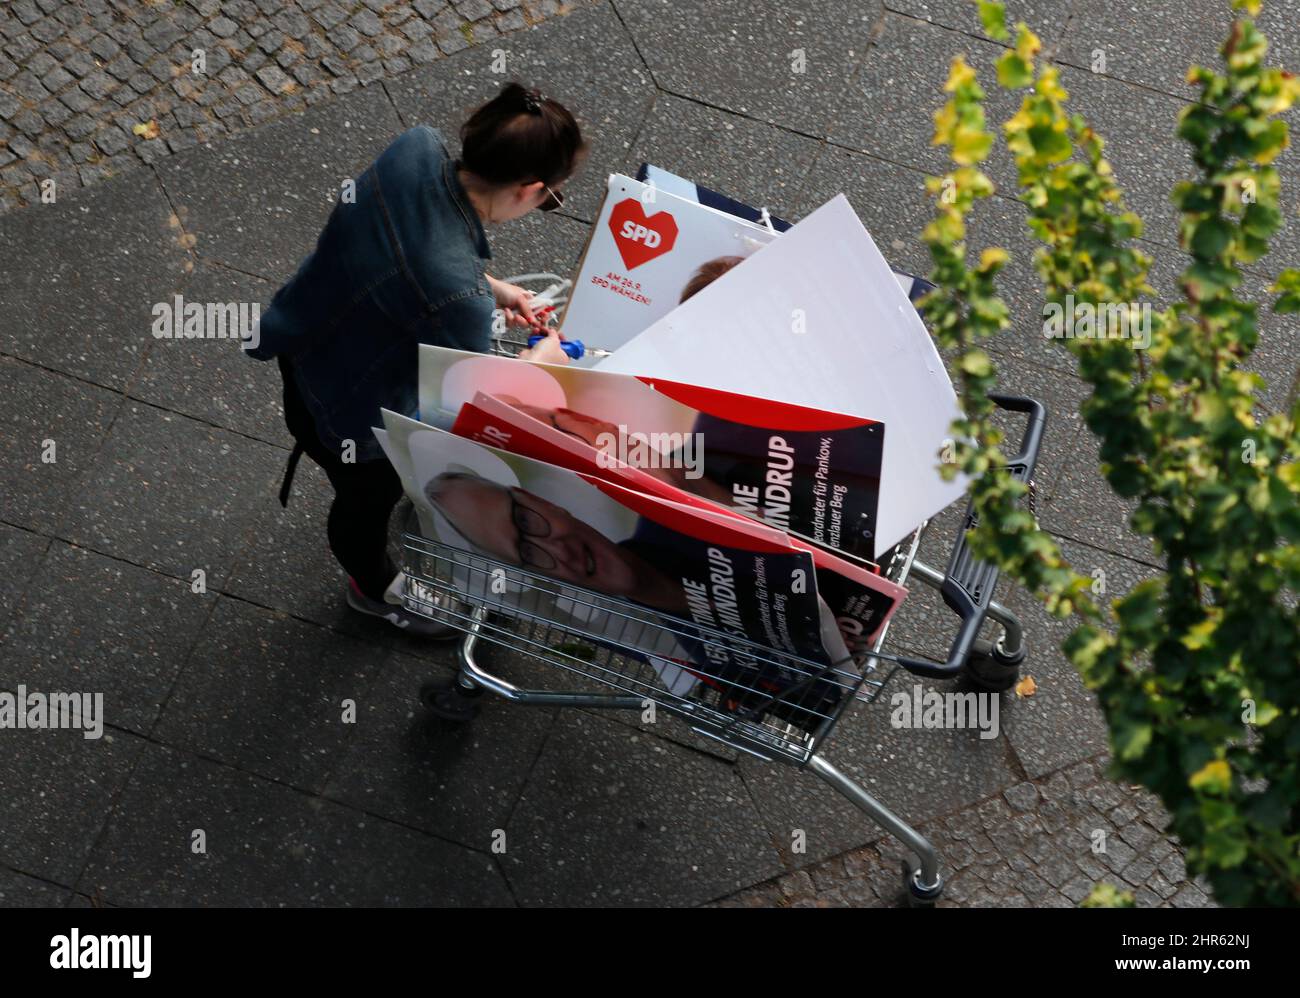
[715,754,1216,908]
[0,0,590,212]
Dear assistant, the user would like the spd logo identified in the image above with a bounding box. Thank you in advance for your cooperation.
[608,198,678,270]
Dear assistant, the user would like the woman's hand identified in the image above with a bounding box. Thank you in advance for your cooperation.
[517,327,570,365]
[487,275,547,330]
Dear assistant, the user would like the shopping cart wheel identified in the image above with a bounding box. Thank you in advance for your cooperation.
[419,675,483,722]
[900,859,943,907]
[962,637,1023,693]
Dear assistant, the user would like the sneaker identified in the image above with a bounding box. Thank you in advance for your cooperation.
[346,577,460,640]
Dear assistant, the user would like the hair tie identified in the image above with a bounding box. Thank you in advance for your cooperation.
[521,90,545,113]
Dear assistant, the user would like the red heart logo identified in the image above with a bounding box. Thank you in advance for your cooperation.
[607,198,678,270]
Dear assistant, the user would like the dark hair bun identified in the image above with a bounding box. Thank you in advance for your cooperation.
[460,81,587,188]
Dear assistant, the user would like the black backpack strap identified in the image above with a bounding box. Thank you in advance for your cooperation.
[278,441,305,508]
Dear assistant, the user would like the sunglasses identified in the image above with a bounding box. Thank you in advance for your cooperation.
[538,183,565,212]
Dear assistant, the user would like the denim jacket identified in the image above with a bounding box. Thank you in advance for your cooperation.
[247,125,495,463]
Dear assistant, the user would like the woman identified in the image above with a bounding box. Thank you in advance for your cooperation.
[246,82,587,636]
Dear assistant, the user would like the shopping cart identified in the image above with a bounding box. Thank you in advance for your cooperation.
[401,277,1045,907]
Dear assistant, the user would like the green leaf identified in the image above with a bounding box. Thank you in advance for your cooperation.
[996,50,1032,88]
[952,127,994,165]
[976,0,1008,41]
[959,349,994,377]
[1115,721,1153,761]
[1190,218,1232,259]
[1115,579,1163,638]
[1190,759,1232,794]
[1081,882,1136,907]
[1271,268,1300,312]
[1026,122,1071,161]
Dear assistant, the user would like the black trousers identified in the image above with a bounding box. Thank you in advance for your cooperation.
[277,357,403,601]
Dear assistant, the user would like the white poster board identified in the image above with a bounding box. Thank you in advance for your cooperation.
[559,174,777,361]
[596,194,967,555]
[638,163,931,302]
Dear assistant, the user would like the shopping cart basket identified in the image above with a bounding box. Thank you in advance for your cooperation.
[402,279,1045,906]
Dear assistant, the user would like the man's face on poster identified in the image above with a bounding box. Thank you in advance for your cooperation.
[430,473,641,597]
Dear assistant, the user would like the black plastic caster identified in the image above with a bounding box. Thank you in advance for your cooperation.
[962,637,1024,692]
[901,859,944,907]
[419,675,483,722]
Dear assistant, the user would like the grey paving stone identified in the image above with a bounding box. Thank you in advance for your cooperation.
[323,650,556,847]
[221,456,360,631]
[93,125,129,156]
[0,865,69,906]
[0,167,190,388]
[1,542,211,734]
[882,0,1076,48]
[78,740,514,905]
[255,64,293,95]
[0,726,147,884]
[629,92,823,225]
[1059,0,1233,99]
[386,2,654,224]
[327,22,360,51]
[0,521,48,634]
[1037,430,1155,562]
[1074,846,1108,882]
[40,65,72,94]
[792,143,939,279]
[828,14,1023,191]
[152,596,387,791]
[63,49,95,78]
[739,688,1018,866]
[155,83,402,282]
[352,9,384,37]
[58,402,284,588]
[1004,780,1038,812]
[617,0,878,138]
[1121,848,1160,886]
[1051,63,1191,252]
[131,262,288,446]
[999,540,1157,778]
[503,710,783,905]
[1098,834,1137,873]
[0,357,120,535]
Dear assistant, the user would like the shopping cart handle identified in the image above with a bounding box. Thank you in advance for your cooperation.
[894,393,1047,680]
[988,393,1046,474]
